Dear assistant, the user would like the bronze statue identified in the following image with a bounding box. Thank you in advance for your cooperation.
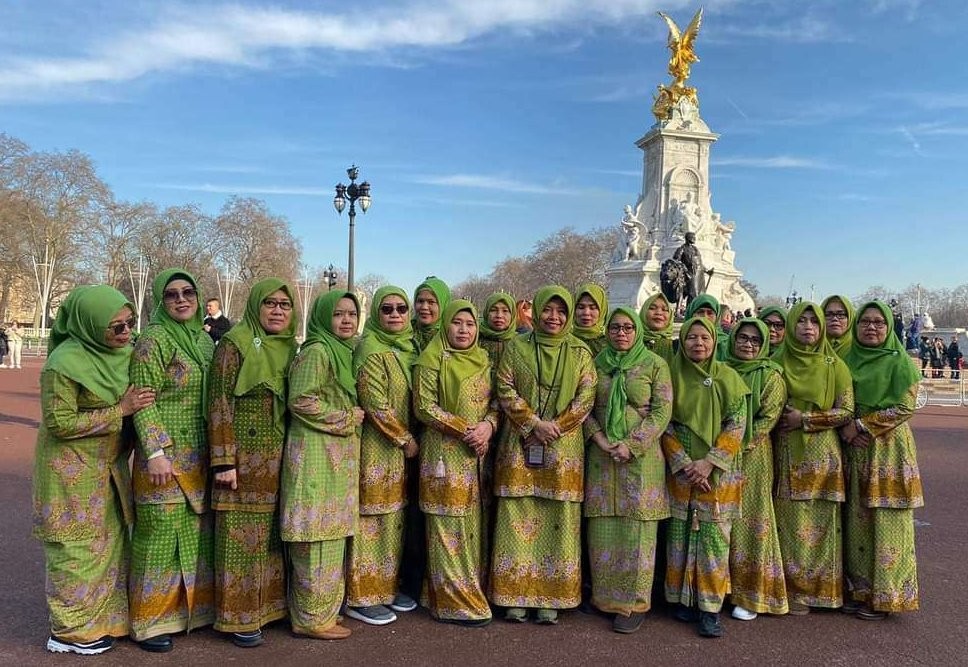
[652,8,704,121]
[672,231,705,306]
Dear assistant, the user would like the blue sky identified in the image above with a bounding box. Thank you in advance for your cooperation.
[2,0,966,300]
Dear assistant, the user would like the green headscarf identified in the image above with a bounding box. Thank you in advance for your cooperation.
[45,284,134,404]
[725,318,783,444]
[353,285,417,387]
[479,292,518,342]
[668,317,750,450]
[685,293,729,359]
[529,285,586,416]
[303,290,360,401]
[222,278,298,436]
[821,294,855,359]
[596,307,656,441]
[414,299,490,413]
[773,301,843,410]
[639,293,675,343]
[573,283,608,343]
[412,276,451,350]
[757,305,788,356]
[148,268,209,370]
[844,301,921,411]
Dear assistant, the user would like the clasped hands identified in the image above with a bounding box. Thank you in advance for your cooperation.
[681,458,713,493]
[839,420,871,448]
[594,434,631,463]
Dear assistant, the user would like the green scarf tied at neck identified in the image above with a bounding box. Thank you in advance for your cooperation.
[821,294,855,359]
[148,269,211,397]
[668,317,750,449]
[412,276,451,350]
[724,318,783,444]
[843,300,921,411]
[529,285,586,417]
[773,301,844,410]
[303,290,360,401]
[222,278,298,437]
[45,284,134,404]
[353,285,417,387]
[596,307,656,441]
[414,300,490,413]
[573,283,608,343]
[479,292,518,342]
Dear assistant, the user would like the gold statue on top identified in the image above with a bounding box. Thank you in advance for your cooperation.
[652,7,704,121]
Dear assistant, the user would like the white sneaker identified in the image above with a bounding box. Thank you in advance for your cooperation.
[47,636,114,655]
[731,605,758,621]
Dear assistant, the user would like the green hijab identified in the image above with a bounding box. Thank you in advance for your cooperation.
[573,283,608,343]
[222,279,298,437]
[596,307,656,441]
[479,292,518,342]
[757,305,788,356]
[822,294,855,359]
[843,301,921,411]
[685,293,729,359]
[414,300,490,413]
[303,290,360,401]
[774,301,843,410]
[412,276,451,350]
[148,269,209,370]
[639,293,675,344]
[45,284,134,404]
[725,318,783,444]
[528,285,587,416]
[668,317,750,450]
[353,285,417,387]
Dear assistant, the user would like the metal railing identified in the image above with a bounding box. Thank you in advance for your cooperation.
[914,367,967,408]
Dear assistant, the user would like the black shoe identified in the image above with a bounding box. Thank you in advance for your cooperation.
[46,636,114,655]
[438,617,492,628]
[232,630,264,648]
[674,604,700,623]
[612,612,645,634]
[139,634,173,653]
[698,612,723,638]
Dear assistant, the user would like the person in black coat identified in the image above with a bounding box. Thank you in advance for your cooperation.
[203,298,232,343]
[947,336,962,380]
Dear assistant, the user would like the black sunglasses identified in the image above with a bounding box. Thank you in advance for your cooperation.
[107,317,137,335]
[380,304,409,315]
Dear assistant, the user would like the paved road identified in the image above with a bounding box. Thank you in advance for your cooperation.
[1,357,966,666]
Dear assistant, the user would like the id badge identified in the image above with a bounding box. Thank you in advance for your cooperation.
[524,442,546,468]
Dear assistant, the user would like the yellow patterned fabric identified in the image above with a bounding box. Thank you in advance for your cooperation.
[288,540,347,633]
[665,517,732,613]
[346,510,406,607]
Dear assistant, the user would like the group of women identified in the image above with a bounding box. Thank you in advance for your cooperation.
[32,271,923,655]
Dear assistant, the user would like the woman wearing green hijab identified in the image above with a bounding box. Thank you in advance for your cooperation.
[281,290,364,640]
[412,276,451,352]
[662,317,749,638]
[723,319,789,621]
[573,283,609,356]
[128,270,216,652]
[584,307,672,633]
[490,285,597,625]
[840,301,923,620]
[822,294,856,359]
[685,293,730,360]
[34,285,155,655]
[758,305,788,356]
[639,292,676,364]
[345,286,420,626]
[414,300,499,627]
[772,301,854,615]
[208,278,297,648]
[479,292,518,381]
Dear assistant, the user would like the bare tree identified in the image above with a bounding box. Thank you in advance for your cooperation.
[213,196,302,291]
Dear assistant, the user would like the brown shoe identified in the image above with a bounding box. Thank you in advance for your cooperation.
[294,624,352,640]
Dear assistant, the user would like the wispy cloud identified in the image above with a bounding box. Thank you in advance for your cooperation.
[150,182,330,196]
[412,173,584,196]
[867,0,923,22]
[836,193,876,202]
[897,126,922,154]
[711,156,834,170]
[903,122,968,137]
[712,15,846,44]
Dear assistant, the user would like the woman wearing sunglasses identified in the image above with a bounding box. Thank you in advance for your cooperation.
[345,286,420,626]
[758,305,788,356]
[128,270,216,652]
[208,278,297,648]
[34,285,155,655]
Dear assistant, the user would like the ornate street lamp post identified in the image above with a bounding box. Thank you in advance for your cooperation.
[323,264,339,291]
[333,165,371,293]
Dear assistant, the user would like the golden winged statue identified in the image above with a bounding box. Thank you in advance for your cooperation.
[652,7,704,121]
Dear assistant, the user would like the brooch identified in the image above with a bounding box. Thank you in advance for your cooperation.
[253,337,262,349]
[703,377,713,387]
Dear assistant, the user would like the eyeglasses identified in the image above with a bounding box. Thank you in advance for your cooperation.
[763,319,785,330]
[825,310,849,320]
[735,333,764,347]
[262,298,293,311]
[858,318,888,330]
[163,287,197,302]
[380,304,409,315]
[608,324,636,334]
[107,317,137,335]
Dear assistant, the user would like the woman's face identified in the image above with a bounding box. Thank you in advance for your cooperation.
[447,310,477,350]
[162,278,198,323]
[575,294,600,328]
[794,309,821,346]
[538,297,568,335]
[684,322,714,363]
[331,297,359,340]
[104,306,135,348]
[824,298,850,338]
[487,302,512,332]
[378,294,409,332]
[259,289,293,334]
[645,298,670,331]
[607,313,636,352]
[693,306,717,322]
[762,313,786,346]
[414,289,440,326]
[856,306,889,348]
[732,323,764,361]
